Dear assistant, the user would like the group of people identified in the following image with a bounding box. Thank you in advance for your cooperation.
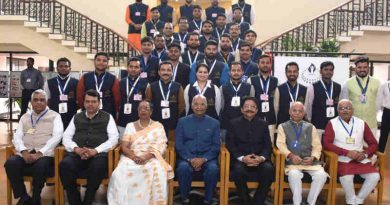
[4,0,389,204]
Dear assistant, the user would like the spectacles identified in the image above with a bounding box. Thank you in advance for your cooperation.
[243,105,257,110]
[138,106,151,111]
[32,98,46,102]
[339,106,352,111]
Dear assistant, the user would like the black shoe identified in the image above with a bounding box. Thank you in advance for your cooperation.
[182,198,190,205]
[17,196,32,205]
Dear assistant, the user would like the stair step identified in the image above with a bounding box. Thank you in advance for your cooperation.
[61,40,76,46]
[359,25,390,32]
[74,47,89,53]
[86,53,96,59]
[336,36,352,42]
[36,27,51,33]
[24,21,39,27]
[349,30,364,37]
[0,15,28,21]
[48,34,64,40]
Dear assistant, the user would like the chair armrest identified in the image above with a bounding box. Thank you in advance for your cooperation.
[169,146,176,168]
[57,146,66,160]
[114,146,121,168]
[107,146,117,178]
[322,150,337,172]
[375,151,384,180]
[5,145,16,159]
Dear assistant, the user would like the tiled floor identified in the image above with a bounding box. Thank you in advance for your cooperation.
[0,121,389,205]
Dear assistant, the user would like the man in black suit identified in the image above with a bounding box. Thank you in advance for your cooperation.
[226,97,274,205]
[167,42,190,88]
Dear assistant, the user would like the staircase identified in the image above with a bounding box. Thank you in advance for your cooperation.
[259,0,390,56]
[0,0,139,67]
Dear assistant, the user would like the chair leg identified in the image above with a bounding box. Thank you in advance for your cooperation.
[273,184,279,205]
[278,185,284,205]
[59,181,64,205]
[377,184,383,205]
[224,187,229,205]
[7,178,12,205]
[55,182,59,205]
[168,181,174,205]
[219,186,224,205]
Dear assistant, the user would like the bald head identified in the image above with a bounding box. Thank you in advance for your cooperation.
[338,99,354,122]
[191,95,207,117]
[289,102,305,122]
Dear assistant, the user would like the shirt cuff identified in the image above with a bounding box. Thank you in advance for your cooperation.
[237,156,244,162]
[260,156,266,161]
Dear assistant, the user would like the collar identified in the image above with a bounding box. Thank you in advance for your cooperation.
[31,107,49,116]
[290,119,303,126]
[85,110,100,119]
[193,80,212,88]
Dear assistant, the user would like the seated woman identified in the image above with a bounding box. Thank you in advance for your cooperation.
[184,63,222,120]
[107,100,173,205]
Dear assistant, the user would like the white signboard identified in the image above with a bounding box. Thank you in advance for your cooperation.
[273,56,350,86]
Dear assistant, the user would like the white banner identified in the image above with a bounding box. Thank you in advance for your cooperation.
[273,56,350,86]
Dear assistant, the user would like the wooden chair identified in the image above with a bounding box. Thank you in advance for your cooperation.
[167,143,227,205]
[278,150,337,205]
[5,145,60,205]
[57,146,114,205]
[223,147,281,205]
[332,151,384,205]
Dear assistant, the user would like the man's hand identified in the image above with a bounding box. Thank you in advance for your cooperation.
[190,158,206,171]
[355,152,366,162]
[74,147,87,158]
[30,151,43,162]
[82,148,98,160]
[21,151,34,164]
[302,156,314,165]
[288,153,303,165]
[134,24,142,30]
[347,150,360,161]
[243,154,259,167]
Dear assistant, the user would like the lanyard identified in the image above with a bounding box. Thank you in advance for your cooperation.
[233,39,240,52]
[216,26,226,39]
[338,117,354,137]
[259,76,270,95]
[188,51,199,65]
[172,63,179,82]
[205,59,217,74]
[164,38,174,50]
[152,20,159,30]
[286,83,300,102]
[126,76,140,102]
[196,82,209,95]
[193,19,202,30]
[178,32,188,43]
[30,109,49,128]
[356,76,370,95]
[230,81,242,96]
[320,80,333,100]
[292,122,303,143]
[159,80,172,102]
[94,73,106,93]
[140,56,149,71]
[57,76,70,95]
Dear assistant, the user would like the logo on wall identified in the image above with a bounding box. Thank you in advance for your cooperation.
[301,63,321,84]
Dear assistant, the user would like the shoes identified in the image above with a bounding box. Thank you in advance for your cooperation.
[182,198,190,205]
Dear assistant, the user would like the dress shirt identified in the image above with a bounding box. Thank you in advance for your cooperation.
[183,80,222,115]
[62,111,119,153]
[376,81,390,110]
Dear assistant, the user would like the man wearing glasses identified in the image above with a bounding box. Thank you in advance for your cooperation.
[323,99,379,205]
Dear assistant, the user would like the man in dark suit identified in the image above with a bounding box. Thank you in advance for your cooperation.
[226,97,275,205]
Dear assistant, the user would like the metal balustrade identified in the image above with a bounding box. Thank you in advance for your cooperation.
[0,0,139,66]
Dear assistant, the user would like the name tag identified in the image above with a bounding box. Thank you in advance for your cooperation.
[326,107,335,118]
[231,96,240,107]
[212,13,217,17]
[262,102,270,113]
[124,103,132,114]
[360,94,367,103]
[241,75,248,82]
[98,91,103,98]
[326,99,334,106]
[260,94,269,101]
[346,137,355,144]
[99,99,103,109]
[194,29,200,34]
[133,94,142,101]
[135,12,141,16]
[162,108,170,119]
[60,94,68,101]
[140,72,148,78]
[26,128,36,134]
[59,103,68,114]
[26,78,31,83]
[150,29,156,34]
[161,100,169,107]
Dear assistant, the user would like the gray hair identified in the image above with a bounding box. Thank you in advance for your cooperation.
[191,94,207,107]
[289,101,305,112]
[31,89,48,101]
[337,99,353,110]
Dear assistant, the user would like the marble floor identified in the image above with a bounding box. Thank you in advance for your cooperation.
[0,121,389,205]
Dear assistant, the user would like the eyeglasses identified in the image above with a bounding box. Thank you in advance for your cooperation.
[138,106,151,111]
[32,98,46,102]
[243,105,257,110]
[339,106,352,111]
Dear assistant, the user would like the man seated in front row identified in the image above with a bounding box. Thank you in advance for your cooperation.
[323,99,379,205]
[175,94,221,205]
[226,97,274,205]
[5,89,63,205]
[276,102,327,205]
[60,89,119,205]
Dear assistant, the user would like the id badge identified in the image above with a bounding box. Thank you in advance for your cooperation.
[135,12,141,16]
[293,140,300,149]
[346,137,355,144]
[326,107,335,118]
[360,94,367,103]
[150,29,156,34]
[99,91,103,98]
[133,94,142,101]
[99,99,103,109]
[241,75,248,82]
[231,96,240,107]
[59,103,68,114]
[260,94,269,101]
[140,72,148,78]
[26,78,31,83]
[161,100,169,107]
[326,99,334,106]
[60,94,68,101]
[26,128,36,134]
[262,102,270,113]
[212,13,217,17]
[194,29,200,34]
[290,102,294,108]
[124,103,132,114]
[162,108,170,119]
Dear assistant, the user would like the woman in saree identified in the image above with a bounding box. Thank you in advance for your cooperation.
[107,100,173,205]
